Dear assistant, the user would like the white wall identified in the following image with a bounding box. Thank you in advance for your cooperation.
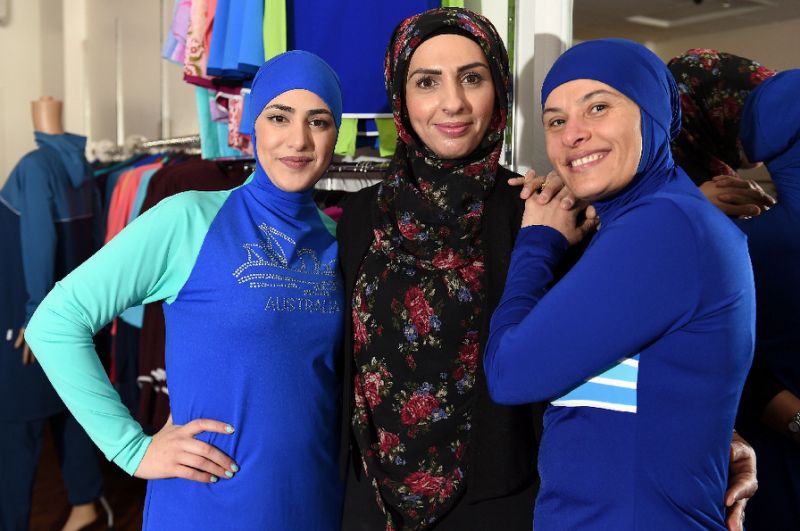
[650,18,800,71]
[0,0,197,188]
[651,18,800,189]
[0,0,44,188]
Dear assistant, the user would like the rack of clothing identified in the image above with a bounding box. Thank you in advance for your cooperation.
[162,0,466,159]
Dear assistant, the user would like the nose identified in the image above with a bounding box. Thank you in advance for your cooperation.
[287,120,311,151]
[440,79,467,115]
[561,116,590,147]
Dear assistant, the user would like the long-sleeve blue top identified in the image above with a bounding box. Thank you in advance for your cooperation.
[485,170,755,529]
[26,170,345,530]
[737,70,800,398]
[0,132,94,421]
[0,132,94,325]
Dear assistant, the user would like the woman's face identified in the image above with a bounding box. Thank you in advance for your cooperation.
[543,79,642,202]
[405,34,496,159]
[255,89,337,192]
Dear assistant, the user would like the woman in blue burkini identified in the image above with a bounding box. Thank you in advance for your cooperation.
[484,39,755,529]
[733,69,800,530]
[25,51,346,530]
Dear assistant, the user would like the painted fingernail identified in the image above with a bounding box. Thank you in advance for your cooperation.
[210,475,218,483]
[225,424,234,433]
[225,470,234,478]
[231,463,239,472]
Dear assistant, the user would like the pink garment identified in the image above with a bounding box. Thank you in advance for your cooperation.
[210,91,230,122]
[104,162,163,243]
[227,93,252,154]
[323,205,343,223]
[170,0,192,64]
[183,0,214,86]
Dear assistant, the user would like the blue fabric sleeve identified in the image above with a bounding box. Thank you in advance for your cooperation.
[14,156,58,325]
[237,0,264,73]
[485,199,701,405]
[206,0,231,76]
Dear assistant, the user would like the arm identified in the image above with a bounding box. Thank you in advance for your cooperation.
[16,157,58,326]
[485,199,699,404]
[25,192,224,475]
[699,175,776,218]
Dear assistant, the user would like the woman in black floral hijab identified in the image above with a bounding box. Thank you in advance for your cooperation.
[337,7,552,530]
[668,48,776,217]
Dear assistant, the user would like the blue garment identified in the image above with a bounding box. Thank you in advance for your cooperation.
[0,132,94,422]
[237,0,264,73]
[206,0,233,77]
[287,0,436,115]
[485,39,755,530]
[0,412,104,530]
[0,132,94,325]
[735,69,800,530]
[249,50,343,130]
[25,52,346,529]
[220,0,244,77]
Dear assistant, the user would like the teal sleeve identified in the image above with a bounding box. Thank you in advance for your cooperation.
[25,191,229,475]
[317,208,337,236]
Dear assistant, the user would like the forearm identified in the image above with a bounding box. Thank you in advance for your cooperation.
[26,282,152,474]
[761,389,800,444]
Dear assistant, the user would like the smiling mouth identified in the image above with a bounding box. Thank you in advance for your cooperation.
[435,122,471,137]
[279,157,313,169]
[569,152,606,169]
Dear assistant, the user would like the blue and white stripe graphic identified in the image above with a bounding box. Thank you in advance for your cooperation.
[551,354,640,413]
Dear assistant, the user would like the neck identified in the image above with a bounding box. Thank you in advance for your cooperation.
[251,161,315,213]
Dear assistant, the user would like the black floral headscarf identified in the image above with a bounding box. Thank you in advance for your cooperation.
[668,48,776,184]
[350,7,512,529]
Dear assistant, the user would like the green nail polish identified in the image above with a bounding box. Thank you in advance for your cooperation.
[210,475,218,483]
[225,424,234,433]
[231,463,239,473]
[225,470,234,478]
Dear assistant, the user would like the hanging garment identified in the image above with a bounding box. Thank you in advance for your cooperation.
[287,0,438,116]
[0,132,94,422]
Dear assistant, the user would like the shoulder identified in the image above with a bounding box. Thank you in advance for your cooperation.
[341,182,381,212]
[338,182,381,234]
[136,189,231,229]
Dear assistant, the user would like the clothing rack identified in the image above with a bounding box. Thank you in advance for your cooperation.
[136,135,201,151]
[88,135,203,163]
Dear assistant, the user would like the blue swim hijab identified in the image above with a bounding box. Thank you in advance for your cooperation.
[248,50,343,195]
[541,39,683,213]
[741,69,800,175]
[249,50,343,130]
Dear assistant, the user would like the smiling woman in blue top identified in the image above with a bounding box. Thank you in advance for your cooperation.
[25,51,346,530]
[484,39,756,530]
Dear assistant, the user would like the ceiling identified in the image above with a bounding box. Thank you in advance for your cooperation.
[573,0,800,42]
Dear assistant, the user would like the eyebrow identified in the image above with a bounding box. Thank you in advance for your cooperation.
[264,104,332,117]
[542,89,619,115]
[407,62,490,78]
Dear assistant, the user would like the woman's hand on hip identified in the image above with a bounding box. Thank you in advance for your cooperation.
[521,185,598,245]
[134,416,239,483]
[724,432,758,531]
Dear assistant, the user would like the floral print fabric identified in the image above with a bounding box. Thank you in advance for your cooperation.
[668,48,776,183]
[351,7,510,530]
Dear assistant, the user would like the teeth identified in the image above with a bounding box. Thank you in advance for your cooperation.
[570,153,604,167]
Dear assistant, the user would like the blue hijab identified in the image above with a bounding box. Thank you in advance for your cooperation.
[248,50,343,196]
[740,69,800,200]
[541,39,683,218]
